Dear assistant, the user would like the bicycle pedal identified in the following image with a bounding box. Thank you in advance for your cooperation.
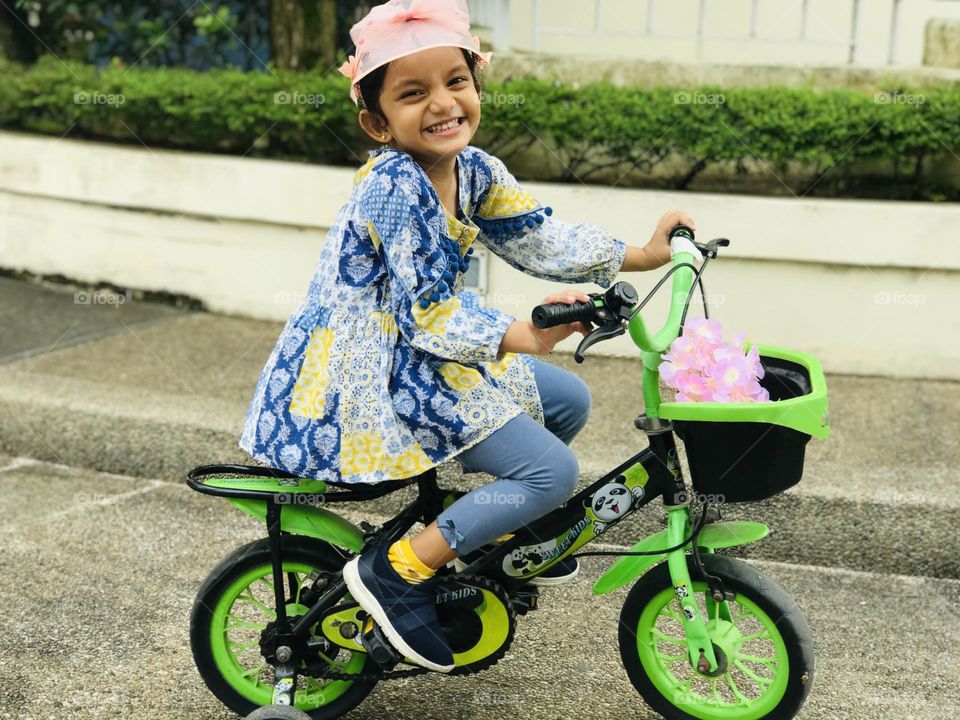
[510,586,540,615]
[361,620,403,667]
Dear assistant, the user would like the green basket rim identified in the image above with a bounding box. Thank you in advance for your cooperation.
[659,344,830,439]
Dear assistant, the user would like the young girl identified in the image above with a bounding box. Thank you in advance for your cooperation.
[240,0,695,674]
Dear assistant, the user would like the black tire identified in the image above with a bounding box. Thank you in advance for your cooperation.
[190,536,376,720]
[619,554,814,720]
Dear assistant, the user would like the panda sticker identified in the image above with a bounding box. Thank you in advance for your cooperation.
[589,481,645,535]
[502,539,557,577]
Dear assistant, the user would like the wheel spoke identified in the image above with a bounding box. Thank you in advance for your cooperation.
[287,573,303,605]
[240,661,268,680]
[652,629,687,647]
[739,630,770,643]
[734,660,773,687]
[656,652,687,666]
[226,615,264,631]
[724,672,751,704]
[316,650,351,673]
[235,590,277,620]
[664,603,685,625]
[739,653,779,668]
[228,639,260,652]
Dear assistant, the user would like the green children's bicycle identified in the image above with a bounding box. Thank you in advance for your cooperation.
[187,227,830,720]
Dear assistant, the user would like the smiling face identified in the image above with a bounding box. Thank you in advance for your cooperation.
[358,46,481,169]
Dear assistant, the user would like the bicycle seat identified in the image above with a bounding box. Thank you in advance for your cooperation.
[186,464,419,502]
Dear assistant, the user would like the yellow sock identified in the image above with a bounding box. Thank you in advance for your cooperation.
[387,538,436,584]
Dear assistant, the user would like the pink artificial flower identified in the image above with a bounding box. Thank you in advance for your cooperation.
[708,356,752,390]
[685,317,724,343]
[659,361,679,386]
[662,336,697,371]
[675,371,711,400]
[746,344,764,379]
[658,318,770,404]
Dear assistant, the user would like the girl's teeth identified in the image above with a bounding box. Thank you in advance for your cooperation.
[428,119,460,133]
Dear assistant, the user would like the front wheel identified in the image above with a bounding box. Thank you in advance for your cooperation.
[190,536,376,720]
[619,554,813,720]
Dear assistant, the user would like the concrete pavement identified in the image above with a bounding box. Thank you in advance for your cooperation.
[1,275,959,719]
[1,277,958,578]
[2,457,958,720]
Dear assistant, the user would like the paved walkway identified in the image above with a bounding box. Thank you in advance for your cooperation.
[1,277,959,719]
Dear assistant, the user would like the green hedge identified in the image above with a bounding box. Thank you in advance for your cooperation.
[2,57,958,200]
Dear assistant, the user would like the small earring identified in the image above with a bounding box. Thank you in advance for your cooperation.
[381,134,388,141]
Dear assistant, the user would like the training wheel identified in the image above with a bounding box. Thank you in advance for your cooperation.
[244,705,313,720]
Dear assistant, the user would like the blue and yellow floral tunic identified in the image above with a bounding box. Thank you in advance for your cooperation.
[239,146,626,484]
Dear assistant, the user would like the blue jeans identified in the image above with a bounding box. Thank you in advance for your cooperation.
[436,358,591,556]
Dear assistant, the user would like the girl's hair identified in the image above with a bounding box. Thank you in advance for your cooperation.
[358,48,482,118]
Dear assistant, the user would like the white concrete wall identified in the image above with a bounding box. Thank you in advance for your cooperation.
[491,0,960,67]
[0,131,957,380]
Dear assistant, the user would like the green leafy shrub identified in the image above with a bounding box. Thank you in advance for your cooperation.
[2,57,957,200]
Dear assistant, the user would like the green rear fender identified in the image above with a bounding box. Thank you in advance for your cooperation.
[592,520,769,595]
[227,499,365,553]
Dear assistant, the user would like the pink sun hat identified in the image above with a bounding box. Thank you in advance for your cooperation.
[338,0,492,105]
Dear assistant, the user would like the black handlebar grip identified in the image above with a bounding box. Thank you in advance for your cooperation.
[532,300,596,329]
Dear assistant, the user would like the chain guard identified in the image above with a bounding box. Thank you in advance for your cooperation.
[321,574,516,682]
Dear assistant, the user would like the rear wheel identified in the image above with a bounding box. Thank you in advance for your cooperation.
[619,554,813,720]
[190,536,376,720]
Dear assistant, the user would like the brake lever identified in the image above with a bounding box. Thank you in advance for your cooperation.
[574,322,626,364]
[692,238,730,259]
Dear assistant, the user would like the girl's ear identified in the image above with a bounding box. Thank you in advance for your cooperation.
[359,110,391,144]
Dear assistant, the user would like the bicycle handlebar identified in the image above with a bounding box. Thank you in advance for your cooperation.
[531,298,599,329]
[627,226,699,355]
[530,226,728,364]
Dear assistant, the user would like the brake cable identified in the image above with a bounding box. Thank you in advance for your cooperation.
[571,502,709,559]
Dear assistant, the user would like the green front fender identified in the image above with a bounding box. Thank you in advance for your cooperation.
[227,499,365,553]
[592,521,769,595]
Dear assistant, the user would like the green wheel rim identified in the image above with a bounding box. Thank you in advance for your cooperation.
[635,581,790,719]
[209,561,367,711]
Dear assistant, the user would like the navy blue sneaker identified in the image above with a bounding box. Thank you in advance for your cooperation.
[455,549,580,586]
[342,544,455,673]
[527,556,580,586]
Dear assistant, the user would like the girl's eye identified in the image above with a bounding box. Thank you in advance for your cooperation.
[400,89,422,100]
[449,76,468,86]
